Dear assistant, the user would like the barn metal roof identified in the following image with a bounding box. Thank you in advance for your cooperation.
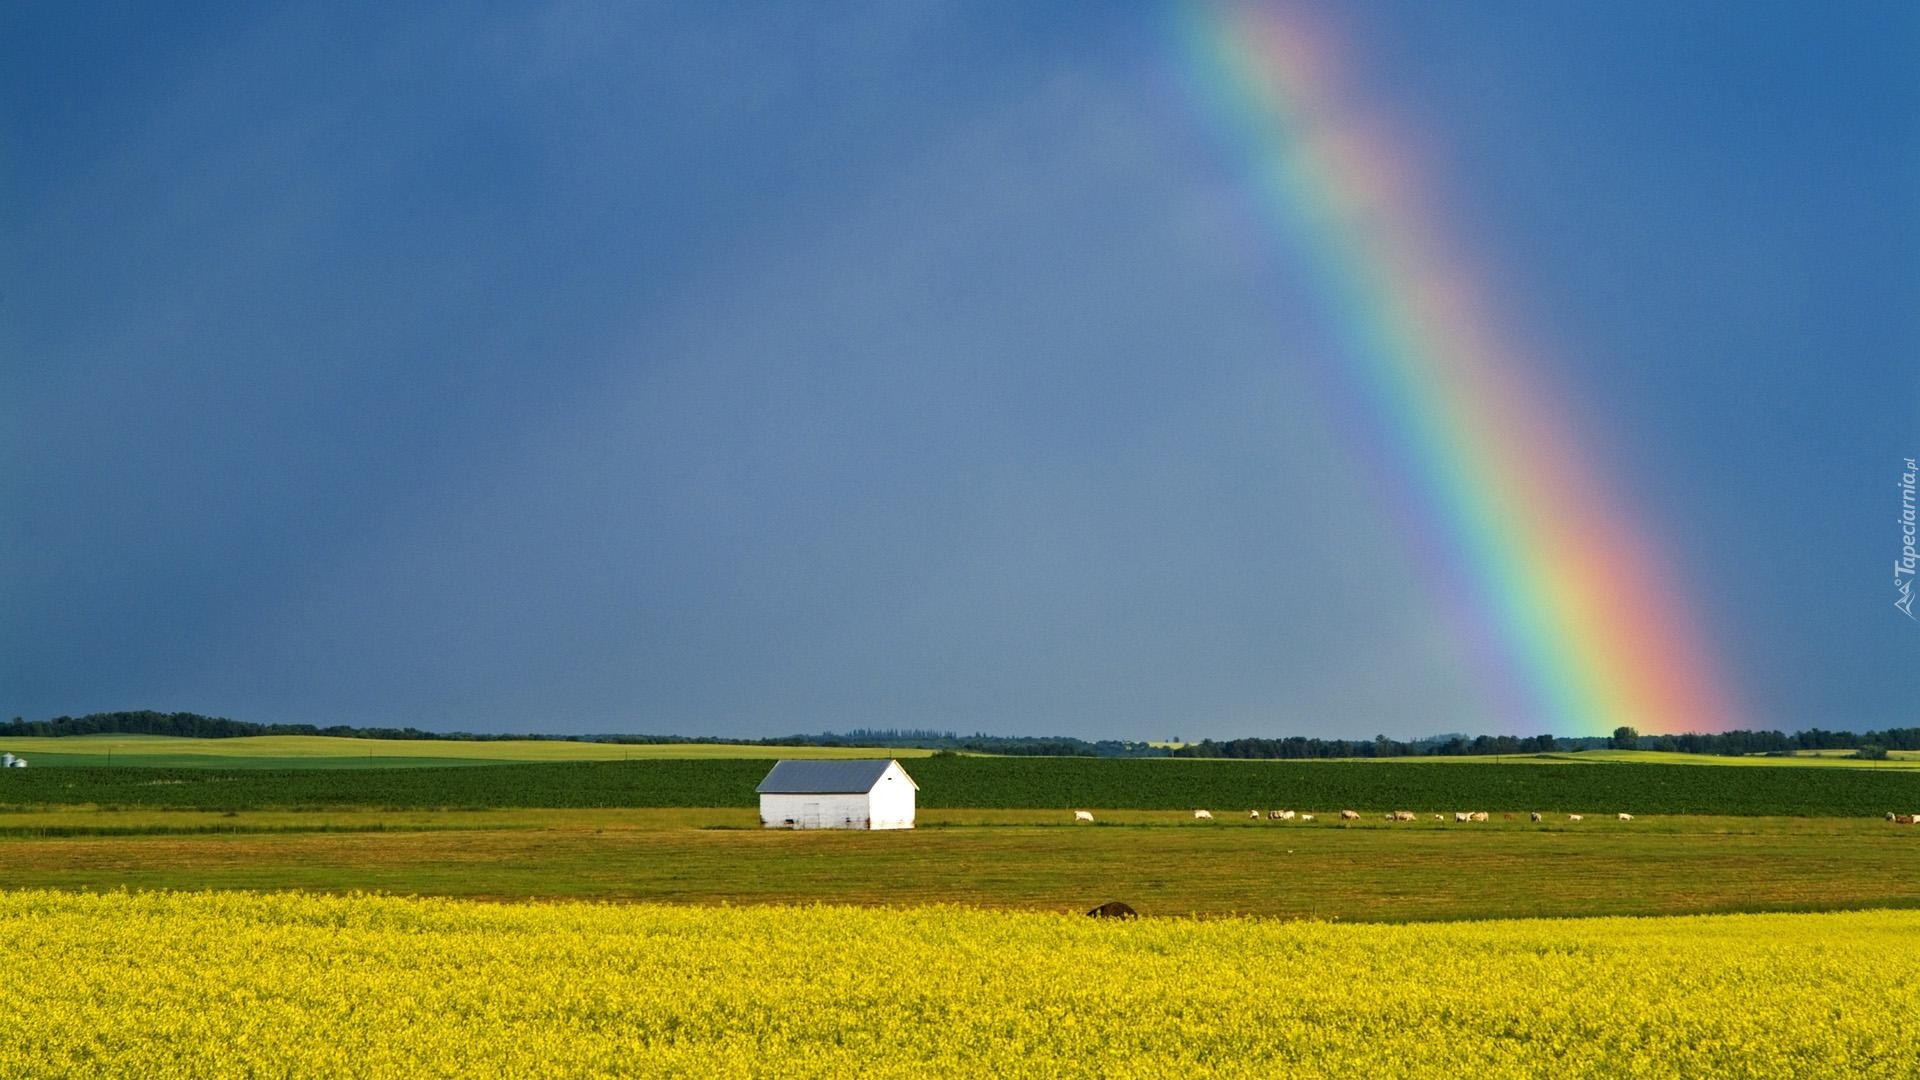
[755,758,916,794]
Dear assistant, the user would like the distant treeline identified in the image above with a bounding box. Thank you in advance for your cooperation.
[1169,727,1920,759]
[757,728,1169,758]
[1,711,513,743]
[6,711,1919,760]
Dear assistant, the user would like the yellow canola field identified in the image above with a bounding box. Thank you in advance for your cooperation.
[2,891,1917,1079]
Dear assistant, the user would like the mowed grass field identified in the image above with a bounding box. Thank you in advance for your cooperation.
[2,806,1916,922]
[0,734,934,769]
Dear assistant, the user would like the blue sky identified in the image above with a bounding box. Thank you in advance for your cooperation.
[4,2,1916,739]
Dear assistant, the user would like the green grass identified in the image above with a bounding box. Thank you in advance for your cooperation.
[2,807,1915,922]
[0,734,936,769]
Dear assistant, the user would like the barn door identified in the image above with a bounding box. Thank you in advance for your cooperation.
[801,801,821,828]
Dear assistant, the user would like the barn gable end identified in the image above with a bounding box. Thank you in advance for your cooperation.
[756,759,917,830]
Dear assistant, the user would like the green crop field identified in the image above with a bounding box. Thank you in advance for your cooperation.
[6,756,1917,816]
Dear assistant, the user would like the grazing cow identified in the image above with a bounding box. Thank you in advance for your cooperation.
[1300,814,1315,822]
[1393,811,1416,822]
[1470,811,1489,822]
[1087,901,1138,919]
[1617,813,1634,822]
[1454,812,1471,823]
[1280,810,1297,821]
[1433,814,1444,821]
[1895,814,1920,825]
[1074,810,1095,823]
[1193,809,1213,820]
[1270,810,1286,820]
[1249,810,1261,819]
[1529,812,1542,823]
[1340,809,1360,820]
[1568,814,1584,822]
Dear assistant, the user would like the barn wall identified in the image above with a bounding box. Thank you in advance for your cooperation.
[868,766,916,830]
[759,792,871,829]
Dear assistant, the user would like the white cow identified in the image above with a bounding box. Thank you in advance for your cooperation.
[1193,809,1214,820]
[1470,811,1489,822]
[1454,812,1471,823]
[1568,814,1584,822]
[1529,812,1542,823]
[1074,810,1094,823]
[1617,813,1634,822]
[1393,810,1416,822]
[1432,813,1444,821]
[1340,809,1360,820]
[1279,810,1297,821]
[1300,813,1315,822]
[1249,809,1261,819]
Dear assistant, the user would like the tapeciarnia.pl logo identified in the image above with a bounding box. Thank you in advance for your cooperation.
[1899,457,1917,619]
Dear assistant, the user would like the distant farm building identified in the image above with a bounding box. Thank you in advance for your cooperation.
[756,759,917,830]
[0,753,23,768]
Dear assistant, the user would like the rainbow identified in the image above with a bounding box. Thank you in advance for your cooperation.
[1177,3,1738,735]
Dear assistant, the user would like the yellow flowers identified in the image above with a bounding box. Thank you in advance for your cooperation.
[1,891,1916,1078]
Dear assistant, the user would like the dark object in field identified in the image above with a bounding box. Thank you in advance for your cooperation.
[1087,901,1138,919]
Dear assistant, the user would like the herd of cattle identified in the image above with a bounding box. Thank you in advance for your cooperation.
[1069,811,1920,824]
[1069,809,1636,823]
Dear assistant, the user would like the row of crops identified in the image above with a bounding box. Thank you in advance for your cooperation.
[2,757,1916,815]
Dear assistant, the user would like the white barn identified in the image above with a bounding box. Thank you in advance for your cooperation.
[756,759,917,830]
